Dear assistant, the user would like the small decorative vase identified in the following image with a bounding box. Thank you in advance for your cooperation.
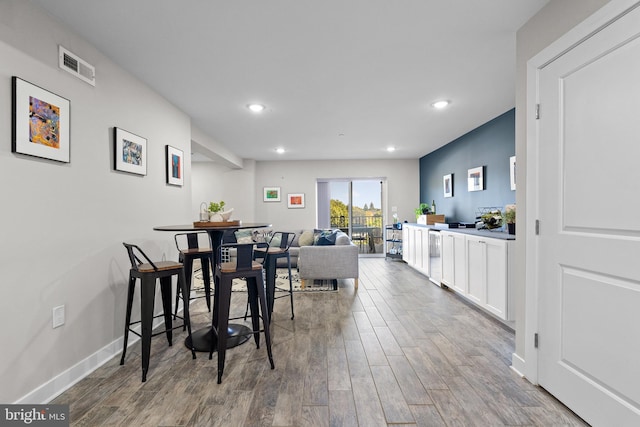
[220,208,234,221]
[507,223,516,235]
[209,212,223,222]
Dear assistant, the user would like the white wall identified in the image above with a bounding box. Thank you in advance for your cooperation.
[513,0,611,371]
[191,159,257,223]
[0,1,192,403]
[192,159,419,231]
[254,159,419,230]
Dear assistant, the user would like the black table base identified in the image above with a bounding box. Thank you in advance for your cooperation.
[184,324,251,352]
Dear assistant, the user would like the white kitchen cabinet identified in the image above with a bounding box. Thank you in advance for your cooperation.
[418,227,431,276]
[441,231,467,293]
[464,234,513,320]
[413,227,424,272]
[401,224,430,277]
[404,227,514,320]
[402,226,411,264]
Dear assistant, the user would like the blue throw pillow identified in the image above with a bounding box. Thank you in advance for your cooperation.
[315,229,338,246]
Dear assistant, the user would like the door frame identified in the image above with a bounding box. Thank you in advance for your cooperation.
[318,178,388,257]
[524,0,640,384]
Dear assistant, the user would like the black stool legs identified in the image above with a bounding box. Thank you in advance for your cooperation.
[120,265,195,382]
[174,252,213,319]
[209,272,274,384]
[120,276,137,366]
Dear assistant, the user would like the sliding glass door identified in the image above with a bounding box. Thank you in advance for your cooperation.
[318,179,385,256]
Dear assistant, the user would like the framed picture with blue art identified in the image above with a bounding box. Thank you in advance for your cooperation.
[166,145,184,186]
[114,127,147,176]
[12,76,71,163]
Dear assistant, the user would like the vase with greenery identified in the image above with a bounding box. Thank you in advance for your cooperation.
[414,203,431,219]
[208,200,227,221]
[209,201,225,214]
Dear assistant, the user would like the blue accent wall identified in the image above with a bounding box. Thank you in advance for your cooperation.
[419,109,515,224]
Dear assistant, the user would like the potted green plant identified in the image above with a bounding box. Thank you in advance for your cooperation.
[503,204,516,234]
[208,200,225,214]
[208,200,232,222]
[414,203,431,219]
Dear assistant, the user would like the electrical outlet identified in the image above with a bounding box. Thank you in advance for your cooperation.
[52,305,65,328]
[392,206,397,212]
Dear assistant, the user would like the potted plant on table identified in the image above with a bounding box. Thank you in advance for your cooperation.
[208,200,233,222]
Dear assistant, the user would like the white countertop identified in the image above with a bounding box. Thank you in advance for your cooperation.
[403,223,515,240]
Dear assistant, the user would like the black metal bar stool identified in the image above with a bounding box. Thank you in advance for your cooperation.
[209,243,274,384]
[121,243,196,382]
[253,231,296,320]
[173,232,214,317]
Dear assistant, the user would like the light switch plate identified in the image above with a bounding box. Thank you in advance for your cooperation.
[53,305,65,328]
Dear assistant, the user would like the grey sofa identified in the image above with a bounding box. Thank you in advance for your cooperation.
[297,230,359,289]
[228,228,359,288]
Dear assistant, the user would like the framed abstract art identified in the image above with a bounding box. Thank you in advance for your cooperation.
[443,174,453,198]
[467,166,484,192]
[263,187,281,202]
[166,145,184,186]
[12,76,71,163]
[287,193,305,208]
[114,127,147,176]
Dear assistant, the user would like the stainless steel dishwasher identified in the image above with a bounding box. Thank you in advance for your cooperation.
[428,229,442,286]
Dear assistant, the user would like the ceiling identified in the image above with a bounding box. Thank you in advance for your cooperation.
[30,0,548,162]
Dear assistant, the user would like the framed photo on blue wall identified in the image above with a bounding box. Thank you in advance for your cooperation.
[467,166,484,192]
[443,173,453,198]
[510,156,516,190]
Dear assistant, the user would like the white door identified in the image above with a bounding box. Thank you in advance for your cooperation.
[537,4,640,424]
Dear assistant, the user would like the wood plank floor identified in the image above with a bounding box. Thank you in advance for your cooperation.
[51,258,589,426]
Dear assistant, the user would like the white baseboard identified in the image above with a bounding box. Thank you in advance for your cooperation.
[15,337,123,404]
[511,352,526,377]
[14,314,172,404]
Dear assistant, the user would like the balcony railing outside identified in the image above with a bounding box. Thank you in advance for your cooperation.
[330,215,384,254]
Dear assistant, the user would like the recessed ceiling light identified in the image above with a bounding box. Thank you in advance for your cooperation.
[247,103,265,113]
[275,147,285,154]
[387,146,396,152]
[432,100,450,109]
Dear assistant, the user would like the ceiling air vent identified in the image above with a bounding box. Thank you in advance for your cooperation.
[58,46,95,86]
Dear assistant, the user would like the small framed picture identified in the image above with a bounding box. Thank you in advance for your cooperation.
[166,145,184,186]
[443,174,453,198]
[114,127,147,176]
[287,193,305,208]
[510,156,516,191]
[263,186,281,202]
[467,166,484,192]
[12,76,71,163]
